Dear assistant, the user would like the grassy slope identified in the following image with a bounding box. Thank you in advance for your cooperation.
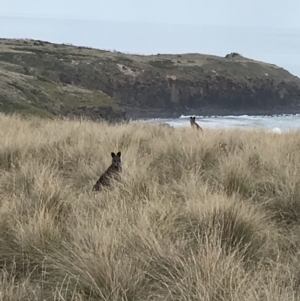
[1,112,300,300]
[134,52,296,80]
[0,39,123,119]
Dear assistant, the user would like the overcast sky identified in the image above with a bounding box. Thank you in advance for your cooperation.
[1,0,299,28]
[0,0,299,76]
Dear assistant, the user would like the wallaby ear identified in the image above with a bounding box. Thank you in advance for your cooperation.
[117,151,121,157]
[190,116,192,120]
[111,152,116,158]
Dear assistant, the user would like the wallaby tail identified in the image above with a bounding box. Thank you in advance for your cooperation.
[92,182,99,192]
[196,123,203,131]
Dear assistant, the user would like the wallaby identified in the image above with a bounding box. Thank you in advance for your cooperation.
[92,151,122,192]
[190,116,203,131]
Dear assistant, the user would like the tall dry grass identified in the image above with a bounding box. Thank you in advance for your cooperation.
[1,113,300,300]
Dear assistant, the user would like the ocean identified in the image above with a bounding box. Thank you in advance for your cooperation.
[140,114,300,133]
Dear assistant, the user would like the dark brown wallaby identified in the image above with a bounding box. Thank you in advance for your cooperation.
[190,116,203,131]
[92,151,122,192]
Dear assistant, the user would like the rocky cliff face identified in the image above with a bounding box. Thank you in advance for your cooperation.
[102,53,300,117]
[0,39,300,120]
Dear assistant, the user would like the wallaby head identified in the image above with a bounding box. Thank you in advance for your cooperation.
[111,151,121,168]
[190,116,196,124]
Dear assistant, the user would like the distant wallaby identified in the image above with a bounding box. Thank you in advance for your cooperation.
[159,123,173,129]
[92,151,122,192]
[159,123,174,131]
[190,116,203,131]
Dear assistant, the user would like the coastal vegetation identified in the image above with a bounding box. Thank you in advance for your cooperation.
[1,112,300,300]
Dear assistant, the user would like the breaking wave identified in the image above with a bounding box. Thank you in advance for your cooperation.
[138,114,300,132]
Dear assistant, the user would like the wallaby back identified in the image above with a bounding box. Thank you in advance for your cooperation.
[92,151,122,192]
